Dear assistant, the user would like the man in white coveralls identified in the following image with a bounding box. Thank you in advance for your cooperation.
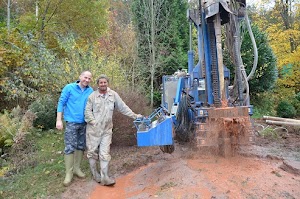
[85,74,142,186]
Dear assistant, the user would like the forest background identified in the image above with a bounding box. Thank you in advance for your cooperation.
[0,0,299,198]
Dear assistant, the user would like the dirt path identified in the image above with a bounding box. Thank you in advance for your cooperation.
[61,132,300,199]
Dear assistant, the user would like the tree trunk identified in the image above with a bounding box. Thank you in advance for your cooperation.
[36,1,39,21]
[280,0,295,52]
[7,0,11,35]
[150,0,155,108]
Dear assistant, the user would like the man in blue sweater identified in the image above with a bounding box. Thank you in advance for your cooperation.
[56,71,94,186]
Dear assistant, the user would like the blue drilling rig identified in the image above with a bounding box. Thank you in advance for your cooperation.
[134,0,257,157]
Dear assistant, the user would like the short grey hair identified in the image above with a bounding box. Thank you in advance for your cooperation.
[96,74,109,84]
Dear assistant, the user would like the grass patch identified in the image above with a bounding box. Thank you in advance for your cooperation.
[0,129,91,199]
[259,126,279,139]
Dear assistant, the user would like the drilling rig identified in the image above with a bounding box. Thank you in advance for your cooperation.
[134,0,257,157]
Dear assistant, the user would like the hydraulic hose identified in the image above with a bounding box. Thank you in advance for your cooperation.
[245,11,258,81]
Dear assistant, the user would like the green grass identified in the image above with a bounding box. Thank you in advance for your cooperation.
[259,126,279,139]
[0,129,90,199]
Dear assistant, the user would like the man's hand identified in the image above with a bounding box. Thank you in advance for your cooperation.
[56,120,63,130]
[90,120,97,126]
[56,112,63,130]
[135,114,143,119]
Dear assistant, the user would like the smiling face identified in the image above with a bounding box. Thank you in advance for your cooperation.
[98,78,108,93]
[78,71,92,88]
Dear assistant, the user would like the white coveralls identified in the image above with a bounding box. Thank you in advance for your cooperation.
[85,88,137,161]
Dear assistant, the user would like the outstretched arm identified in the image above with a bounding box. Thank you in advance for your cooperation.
[114,92,141,119]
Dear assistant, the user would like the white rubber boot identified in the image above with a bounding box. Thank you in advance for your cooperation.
[89,158,101,183]
[100,160,116,186]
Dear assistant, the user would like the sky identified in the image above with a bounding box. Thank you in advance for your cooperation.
[246,0,275,9]
[247,0,264,6]
[247,0,256,5]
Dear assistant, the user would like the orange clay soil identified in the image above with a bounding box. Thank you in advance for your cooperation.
[61,133,300,199]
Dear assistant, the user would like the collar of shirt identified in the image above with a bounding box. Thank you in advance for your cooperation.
[76,80,90,91]
[96,87,111,98]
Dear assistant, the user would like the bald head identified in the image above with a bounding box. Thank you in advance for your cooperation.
[79,71,92,88]
[81,71,92,76]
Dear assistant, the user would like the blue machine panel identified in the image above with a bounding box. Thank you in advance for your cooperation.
[137,117,173,147]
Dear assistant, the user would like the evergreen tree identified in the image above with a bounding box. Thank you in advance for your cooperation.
[224,23,277,95]
[156,0,189,75]
[242,24,277,94]
[131,0,189,106]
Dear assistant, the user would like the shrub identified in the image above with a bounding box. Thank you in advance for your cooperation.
[29,95,57,130]
[251,92,276,118]
[0,109,21,149]
[292,92,300,117]
[0,106,36,161]
[276,100,297,118]
[296,92,300,101]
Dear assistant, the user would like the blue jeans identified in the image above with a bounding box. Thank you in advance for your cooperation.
[64,122,86,154]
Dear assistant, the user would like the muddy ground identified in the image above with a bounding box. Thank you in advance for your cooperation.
[61,123,300,199]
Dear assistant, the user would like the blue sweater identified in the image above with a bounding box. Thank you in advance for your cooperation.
[57,81,94,123]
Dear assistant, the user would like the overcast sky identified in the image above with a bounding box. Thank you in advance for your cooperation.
[247,0,275,9]
[247,0,255,5]
[247,0,260,6]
